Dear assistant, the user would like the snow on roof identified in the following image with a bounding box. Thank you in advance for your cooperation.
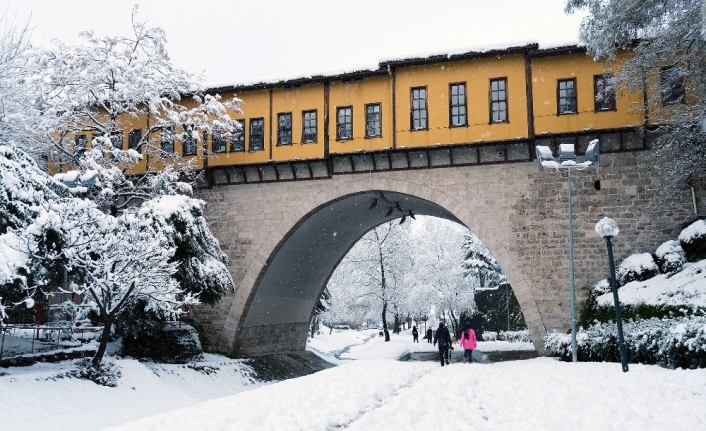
[207,43,583,92]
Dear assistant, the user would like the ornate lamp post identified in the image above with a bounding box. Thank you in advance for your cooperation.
[595,217,629,372]
[536,139,599,363]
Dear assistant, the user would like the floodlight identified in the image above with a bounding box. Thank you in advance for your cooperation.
[559,144,576,162]
[535,145,554,167]
[585,139,600,164]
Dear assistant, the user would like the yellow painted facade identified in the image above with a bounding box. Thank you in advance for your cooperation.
[328,75,392,154]
[58,44,684,176]
[531,51,643,134]
[394,53,530,148]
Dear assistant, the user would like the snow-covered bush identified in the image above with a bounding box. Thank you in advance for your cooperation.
[616,253,659,287]
[679,220,706,262]
[578,279,612,327]
[497,330,531,343]
[121,323,202,364]
[655,240,686,274]
[482,331,497,341]
[544,316,706,369]
[68,358,122,387]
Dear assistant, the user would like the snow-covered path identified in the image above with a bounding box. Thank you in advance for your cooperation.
[101,358,706,431]
[2,329,705,431]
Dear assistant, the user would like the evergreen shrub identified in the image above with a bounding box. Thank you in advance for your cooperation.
[121,324,202,363]
[544,316,706,369]
[68,358,122,387]
[116,299,202,363]
[654,240,686,274]
[616,253,659,287]
[679,219,706,262]
[497,330,531,343]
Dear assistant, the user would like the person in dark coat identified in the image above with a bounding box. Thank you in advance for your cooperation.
[412,326,419,343]
[426,327,433,343]
[433,322,452,366]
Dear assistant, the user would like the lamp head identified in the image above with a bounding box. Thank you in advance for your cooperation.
[595,217,619,238]
[535,145,554,167]
[585,139,600,164]
[559,144,576,162]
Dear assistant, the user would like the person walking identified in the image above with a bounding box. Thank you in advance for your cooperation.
[433,322,452,366]
[426,327,433,344]
[459,321,477,363]
[412,326,419,343]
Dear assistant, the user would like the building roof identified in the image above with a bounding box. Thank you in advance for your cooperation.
[207,43,586,94]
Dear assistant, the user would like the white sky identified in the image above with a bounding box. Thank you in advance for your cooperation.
[2,0,587,87]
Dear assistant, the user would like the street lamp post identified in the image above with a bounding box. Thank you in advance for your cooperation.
[595,217,629,372]
[536,139,599,363]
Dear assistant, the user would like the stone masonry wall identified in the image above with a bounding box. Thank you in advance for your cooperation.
[193,150,695,355]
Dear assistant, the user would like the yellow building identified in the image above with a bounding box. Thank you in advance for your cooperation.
[61,43,688,181]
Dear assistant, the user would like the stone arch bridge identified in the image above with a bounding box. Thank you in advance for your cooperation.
[193,139,695,356]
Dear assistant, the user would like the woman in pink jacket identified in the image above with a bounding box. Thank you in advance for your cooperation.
[458,321,477,363]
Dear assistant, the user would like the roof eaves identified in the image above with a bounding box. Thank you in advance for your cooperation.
[527,45,587,58]
[379,44,539,68]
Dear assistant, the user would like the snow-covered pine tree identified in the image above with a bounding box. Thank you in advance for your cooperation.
[137,193,234,305]
[462,232,506,289]
[0,143,70,321]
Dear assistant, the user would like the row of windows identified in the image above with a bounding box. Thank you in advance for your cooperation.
[557,76,617,115]
[408,75,619,131]
[209,103,384,154]
[75,70,683,156]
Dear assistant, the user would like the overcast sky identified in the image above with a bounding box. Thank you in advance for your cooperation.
[2,0,587,87]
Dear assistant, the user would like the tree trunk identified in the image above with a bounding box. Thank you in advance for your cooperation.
[310,316,319,338]
[382,301,390,341]
[449,309,459,339]
[92,313,113,368]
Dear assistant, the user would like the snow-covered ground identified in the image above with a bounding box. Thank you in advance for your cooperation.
[1,328,704,431]
[307,327,534,363]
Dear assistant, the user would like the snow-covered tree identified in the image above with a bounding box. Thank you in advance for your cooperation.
[462,231,506,289]
[137,194,233,305]
[326,221,412,341]
[566,0,706,191]
[406,217,477,337]
[1,141,233,369]
[0,142,70,321]
[0,16,46,162]
[32,6,240,213]
[7,191,196,367]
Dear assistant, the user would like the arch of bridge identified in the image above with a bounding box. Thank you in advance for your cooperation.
[212,170,547,355]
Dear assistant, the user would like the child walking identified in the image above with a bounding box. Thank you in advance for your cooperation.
[459,321,477,363]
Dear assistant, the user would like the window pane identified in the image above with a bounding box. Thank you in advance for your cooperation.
[490,79,508,123]
[161,126,174,153]
[182,124,197,155]
[128,129,142,152]
[411,87,427,130]
[594,75,616,111]
[278,113,292,145]
[450,83,467,127]
[231,120,245,151]
[303,110,317,142]
[110,132,123,150]
[337,107,352,140]
[250,118,264,150]
[366,103,381,137]
[558,79,577,114]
